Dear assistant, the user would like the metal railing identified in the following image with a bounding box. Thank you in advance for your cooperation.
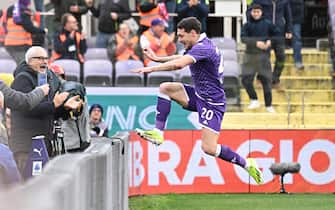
[0,132,129,210]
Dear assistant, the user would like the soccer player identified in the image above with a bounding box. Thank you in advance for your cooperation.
[133,17,264,184]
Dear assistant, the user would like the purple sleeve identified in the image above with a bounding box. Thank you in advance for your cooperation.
[186,43,208,63]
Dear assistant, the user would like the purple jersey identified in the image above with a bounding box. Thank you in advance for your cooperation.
[185,34,226,104]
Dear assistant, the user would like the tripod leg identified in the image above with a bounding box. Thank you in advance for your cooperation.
[280,174,288,194]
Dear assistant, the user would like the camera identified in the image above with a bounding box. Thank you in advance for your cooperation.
[58,81,86,120]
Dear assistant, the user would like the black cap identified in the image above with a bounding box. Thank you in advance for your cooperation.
[89,104,103,115]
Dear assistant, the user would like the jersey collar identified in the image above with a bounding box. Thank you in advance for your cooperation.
[197,33,207,43]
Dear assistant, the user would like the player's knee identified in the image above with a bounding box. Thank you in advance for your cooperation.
[159,82,173,95]
[201,142,216,156]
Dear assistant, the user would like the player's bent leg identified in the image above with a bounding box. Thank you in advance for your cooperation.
[136,82,190,146]
[201,128,264,184]
[201,127,219,156]
[159,82,189,107]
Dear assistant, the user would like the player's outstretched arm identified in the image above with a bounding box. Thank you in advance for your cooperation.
[132,55,194,73]
[143,48,183,63]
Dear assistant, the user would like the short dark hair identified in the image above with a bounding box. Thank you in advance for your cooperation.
[177,17,201,34]
[251,4,263,11]
[89,104,103,115]
[61,13,72,27]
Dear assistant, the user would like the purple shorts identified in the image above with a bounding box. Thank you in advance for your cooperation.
[183,85,226,133]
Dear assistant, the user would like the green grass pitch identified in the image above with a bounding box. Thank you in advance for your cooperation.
[129,193,335,210]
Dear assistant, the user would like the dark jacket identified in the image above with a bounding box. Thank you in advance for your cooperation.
[241,17,280,79]
[10,62,62,155]
[0,81,45,110]
[248,0,293,35]
[139,1,157,13]
[87,4,100,18]
[89,120,108,138]
[53,29,87,61]
[98,0,130,34]
[241,17,281,54]
[289,0,304,24]
[176,0,209,32]
[51,0,88,29]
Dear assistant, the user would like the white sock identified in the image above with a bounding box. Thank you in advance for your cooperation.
[215,144,221,157]
[158,92,171,100]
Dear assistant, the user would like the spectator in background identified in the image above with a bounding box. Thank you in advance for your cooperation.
[248,0,293,89]
[51,0,88,31]
[85,0,99,18]
[0,10,6,46]
[289,0,304,70]
[48,63,65,80]
[0,68,48,186]
[140,18,176,66]
[87,0,130,48]
[89,104,108,138]
[10,46,83,175]
[33,0,44,29]
[51,13,87,64]
[138,0,169,35]
[107,22,141,63]
[176,0,209,33]
[241,4,280,113]
[158,0,176,34]
[4,0,46,64]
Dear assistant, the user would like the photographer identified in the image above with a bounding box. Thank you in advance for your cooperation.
[10,46,83,175]
[49,64,90,153]
[50,13,87,64]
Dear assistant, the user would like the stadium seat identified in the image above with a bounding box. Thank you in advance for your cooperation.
[223,60,240,78]
[0,59,17,74]
[53,59,81,82]
[84,48,109,60]
[84,60,113,86]
[330,4,335,14]
[211,37,237,50]
[222,60,241,104]
[222,49,238,62]
[146,61,176,86]
[86,36,97,48]
[115,60,144,87]
[0,48,12,59]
